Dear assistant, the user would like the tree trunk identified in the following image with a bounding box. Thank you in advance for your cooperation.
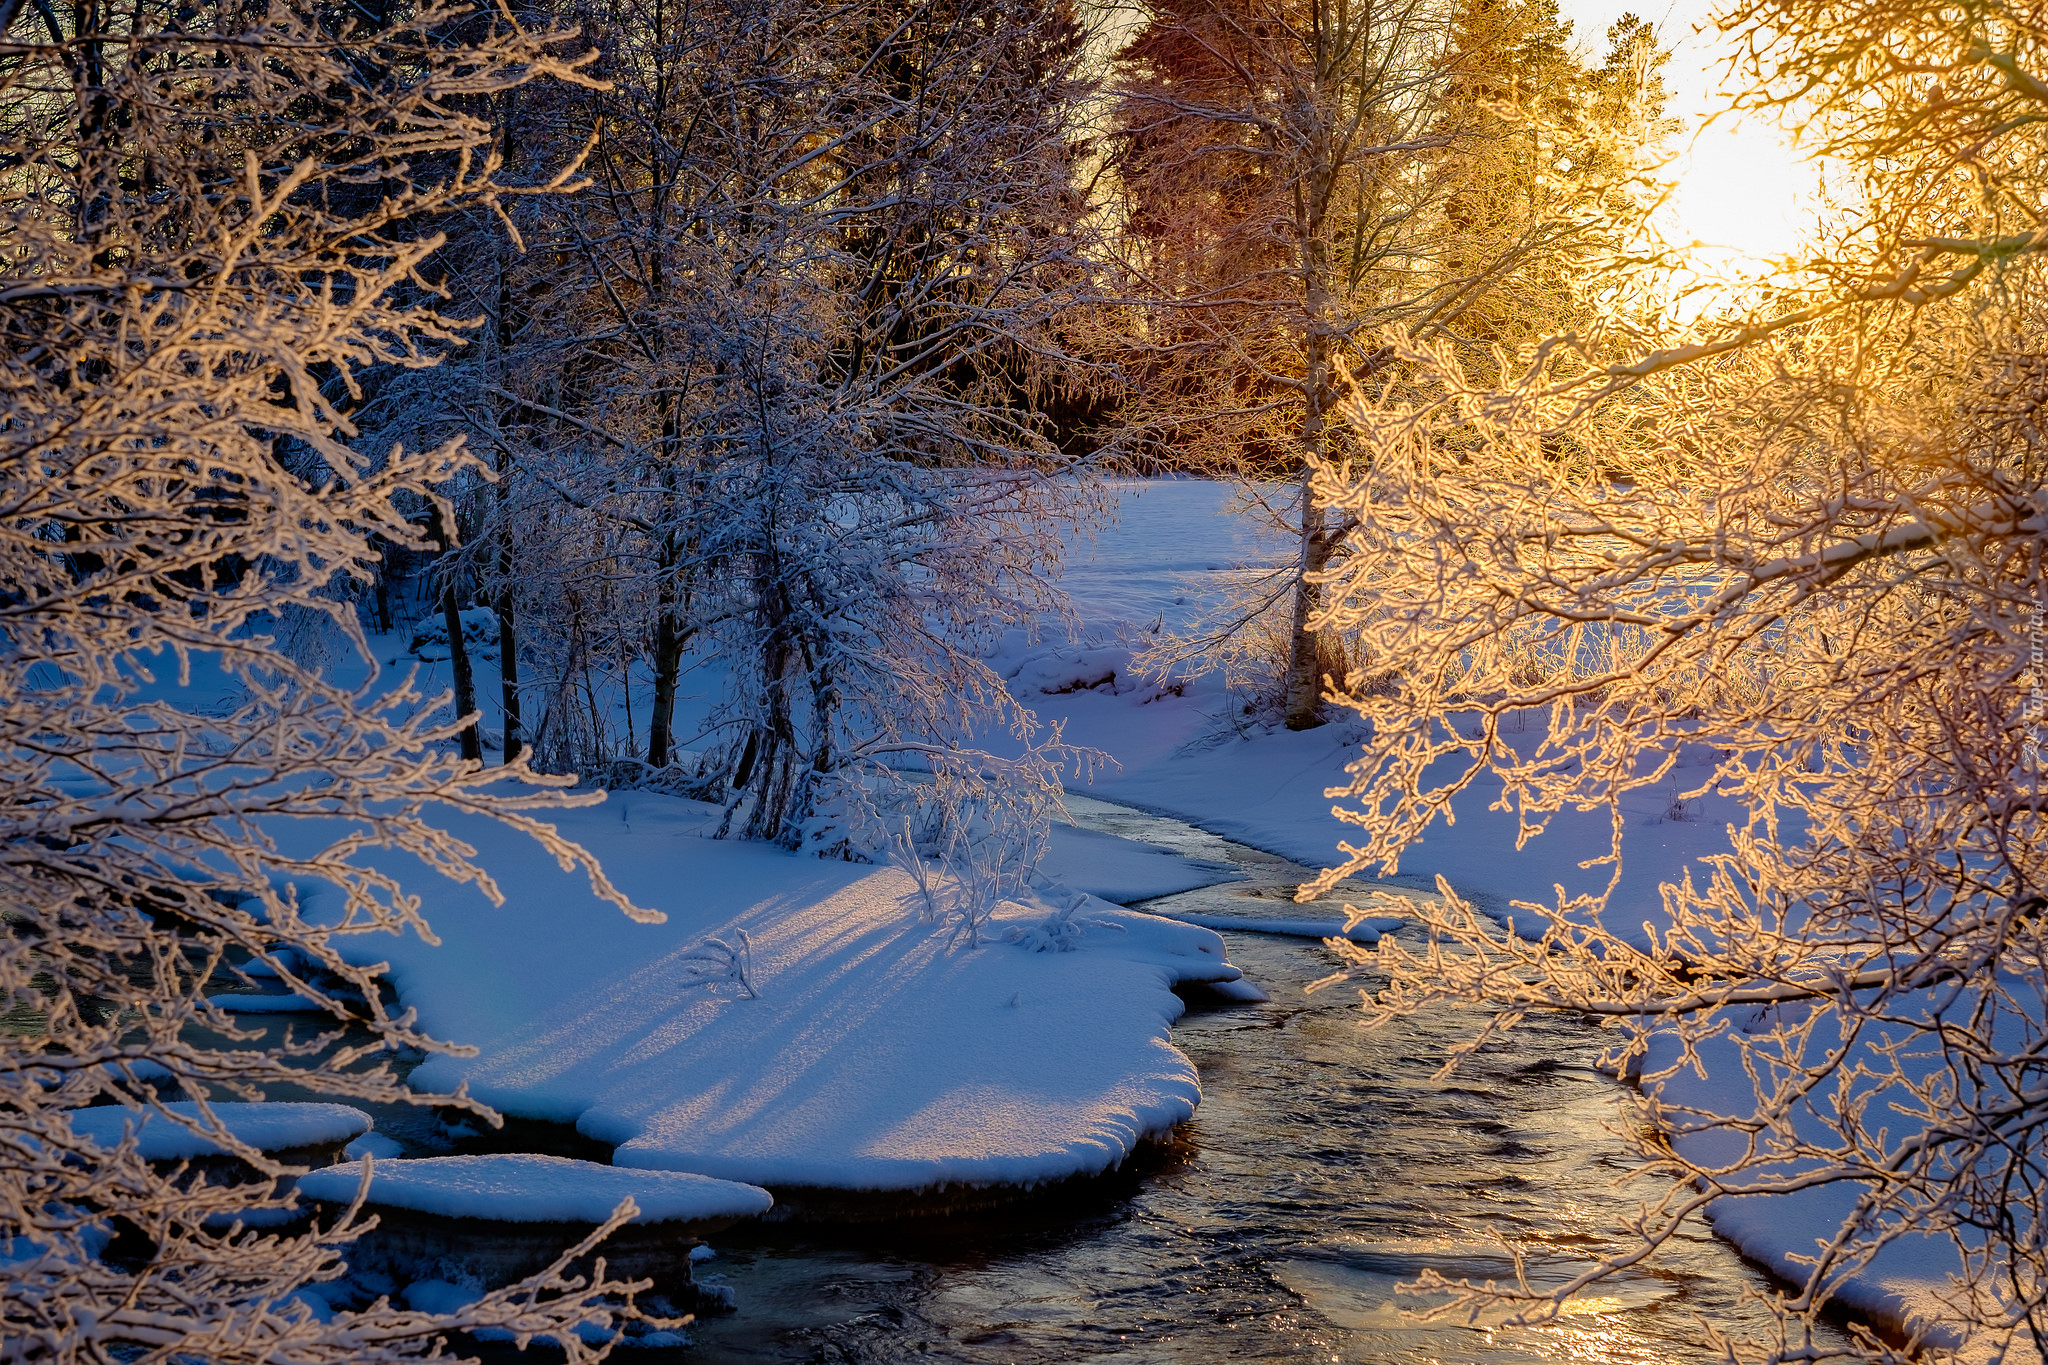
[733,575,801,843]
[441,580,483,762]
[494,582,522,764]
[647,599,683,767]
[1284,245,1333,731]
[371,542,394,634]
[490,91,524,766]
[646,540,684,767]
[1282,470,1333,730]
[491,418,523,763]
[431,509,483,762]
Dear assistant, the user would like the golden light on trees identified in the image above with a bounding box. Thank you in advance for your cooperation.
[1320,0,2048,1358]
[1563,0,1834,296]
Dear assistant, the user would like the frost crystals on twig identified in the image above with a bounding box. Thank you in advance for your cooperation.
[678,931,759,999]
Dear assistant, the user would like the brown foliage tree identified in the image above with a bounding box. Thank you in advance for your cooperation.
[1108,0,1672,728]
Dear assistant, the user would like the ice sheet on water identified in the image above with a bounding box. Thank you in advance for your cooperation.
[1040,822,1241,905]
[204,990,327,1012]
[297,1154,772,1225]
[1150,911,1403,943]
[66,1101,370,1159]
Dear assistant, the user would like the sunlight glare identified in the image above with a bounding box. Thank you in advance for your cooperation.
[1662,113,1821,268]
[1561,0,1836,314]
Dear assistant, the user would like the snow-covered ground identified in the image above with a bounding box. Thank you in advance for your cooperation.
[99,478,1987,1345]
[271,792,1245,1192]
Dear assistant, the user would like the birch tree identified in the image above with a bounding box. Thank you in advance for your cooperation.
[1307,1,2048,1357]
[0,0,663,1356]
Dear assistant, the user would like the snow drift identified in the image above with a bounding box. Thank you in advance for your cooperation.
[280,792,1245,1192]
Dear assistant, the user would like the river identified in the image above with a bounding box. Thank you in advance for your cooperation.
[671,794,1837,1364]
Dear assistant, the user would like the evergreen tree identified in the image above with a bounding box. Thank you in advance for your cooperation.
[1108,0,1672,727]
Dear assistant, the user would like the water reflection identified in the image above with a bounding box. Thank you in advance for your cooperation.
[677,797,1837,1364]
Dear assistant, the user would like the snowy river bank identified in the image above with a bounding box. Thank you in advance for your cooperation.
[227,795,1845,1364]
[666,796,1848,1365]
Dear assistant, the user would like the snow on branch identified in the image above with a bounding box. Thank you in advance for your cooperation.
[1,2,656,1358]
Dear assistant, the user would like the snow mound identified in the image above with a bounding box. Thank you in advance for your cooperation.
[274,795,1244,1191]
[296,1154,773,1225]
[66,1101,371,1159]
[1008,646,1134,696]
[408,607,500,662]
[1151,911,1403,943]
[344,1133,405,1161]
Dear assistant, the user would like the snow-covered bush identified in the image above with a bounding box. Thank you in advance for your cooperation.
[1306,4,2048,1357]
[848,742,1094,949]
[409,608,503,663]
[0,2,663,1358]
[677,932,759,1000]
[1005,884,1099,953]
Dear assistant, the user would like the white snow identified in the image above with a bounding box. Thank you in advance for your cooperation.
[296,1154,772,1225]
[343,1133,405,1161]
[1054,477,1290,639]
[403,1279,481,1313]
[66,1101,371,1159]
[264,793,1246,1191]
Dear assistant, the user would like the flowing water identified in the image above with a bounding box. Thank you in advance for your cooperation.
[674,795,1838,1364]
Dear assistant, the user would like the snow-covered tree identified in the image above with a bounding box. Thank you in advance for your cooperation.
[688,0,1104,851]
[1307,1,2048,1357]
[0,0,665,1356]
[407,0,1107,848]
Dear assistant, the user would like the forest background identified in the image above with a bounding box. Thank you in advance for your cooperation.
[3,0,2043,1361]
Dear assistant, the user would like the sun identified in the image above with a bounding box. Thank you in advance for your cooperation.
[1557,0,1834,302]
[1660,112,1828,272]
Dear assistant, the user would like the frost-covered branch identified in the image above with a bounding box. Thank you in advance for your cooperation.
[1297,4,2048,1357]
[1,1,658,1357]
